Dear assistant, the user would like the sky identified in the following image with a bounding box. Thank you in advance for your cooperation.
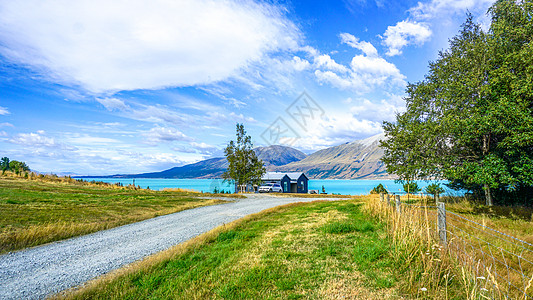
[0,0,495,175]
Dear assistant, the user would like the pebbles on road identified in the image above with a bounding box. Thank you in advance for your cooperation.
[0,194,345,300]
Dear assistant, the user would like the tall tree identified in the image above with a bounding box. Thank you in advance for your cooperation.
[381,0,533,206]
[0,157,9,171]
[223,124,265,192]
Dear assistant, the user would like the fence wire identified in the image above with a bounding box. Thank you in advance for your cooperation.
[388,197,533,299]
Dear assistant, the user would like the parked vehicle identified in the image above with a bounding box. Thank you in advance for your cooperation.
[258,183,283,193]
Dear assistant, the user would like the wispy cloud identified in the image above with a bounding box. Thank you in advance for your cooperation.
[9,130,76,150]
[0,106,9,115]
[142,126,192,145]
[381,0,494,56]
[0,0,300,93]
[339,32,378,57]
[96,98,129,111]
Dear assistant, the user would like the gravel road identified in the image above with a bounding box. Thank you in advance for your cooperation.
[0,194,346,299]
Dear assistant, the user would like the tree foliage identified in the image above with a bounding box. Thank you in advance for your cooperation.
[403,182,420,195]
[0,157,9,171]
[381,0,533,206]
[425,183,445,200]
[222,124,265,191]
[370,183,388,194]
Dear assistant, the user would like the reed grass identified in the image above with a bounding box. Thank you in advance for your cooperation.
[365,194,533,299]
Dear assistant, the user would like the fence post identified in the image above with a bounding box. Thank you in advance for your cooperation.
[437,202,447,246]
[395,195,401,214]
[380,193,384,202]
[386,194,391,206]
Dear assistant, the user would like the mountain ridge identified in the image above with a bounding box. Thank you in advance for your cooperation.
[79,134,393,179]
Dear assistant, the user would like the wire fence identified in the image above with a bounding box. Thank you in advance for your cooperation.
[379,193,533,299]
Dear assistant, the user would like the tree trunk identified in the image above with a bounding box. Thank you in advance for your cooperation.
[484,183,493,206]
[482,134,493,206]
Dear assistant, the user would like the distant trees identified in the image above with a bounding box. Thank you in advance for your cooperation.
[370,183,388,194]
[1,157,9,172]
[222,124,265,193]
[425,183,444,201]
[381,0,533,206]
[1,157,30,175]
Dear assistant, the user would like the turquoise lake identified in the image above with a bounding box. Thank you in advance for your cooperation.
[81,178,462,196]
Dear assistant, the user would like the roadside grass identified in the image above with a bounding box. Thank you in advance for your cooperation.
[266,193,351,198]
[367,195,533,299]
[395,194,533,242]
[59,200,416,299]
[0,177,229,253]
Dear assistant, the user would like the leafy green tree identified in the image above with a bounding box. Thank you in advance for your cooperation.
[425,183,445,201]
[403,182,420,199]
[8,160,30,176]
[223,124,265,192]
[0,157,9,171]
[382,1,533,206]
[370,183,388,194]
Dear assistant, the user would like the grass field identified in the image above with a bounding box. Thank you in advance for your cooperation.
[60,199,458,299]
[0,177,229,253]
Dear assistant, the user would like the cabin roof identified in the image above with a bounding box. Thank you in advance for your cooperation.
[262,172,307,181]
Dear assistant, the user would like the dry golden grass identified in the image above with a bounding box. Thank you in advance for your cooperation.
[364,194,533,299]
[0,176,226,253]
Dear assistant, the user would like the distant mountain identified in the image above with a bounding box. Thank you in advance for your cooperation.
[254,145,307,166]
[104,145,307,179]
[274,133,392,179]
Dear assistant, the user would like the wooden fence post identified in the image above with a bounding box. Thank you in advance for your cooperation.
[437,202,447,245]
[380,193,384,202]
[386,194,391,206]
[395,195,401,214]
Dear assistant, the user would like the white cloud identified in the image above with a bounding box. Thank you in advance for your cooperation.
[314,54,349,73]
[350,95,405,122]
[0,131,7,137]
[0,0,300,93]
[0,122,14,128]
[9,131,76,150]
[382,20,432,56]
[289,113,384,151]
[409,0,494,20]
[206,112,256,125]
[314,55,405,93]
[339,33,378,57]
[291,56,311,71]
[96,98,129,111]
[143,127,192,144]
[0,107,9,115]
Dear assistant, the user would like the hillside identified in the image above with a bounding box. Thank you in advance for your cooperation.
[112,145,307,179]
[275,133,391,179]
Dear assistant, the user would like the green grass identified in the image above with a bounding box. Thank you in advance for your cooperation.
[0,177,227,253]
[63,200,408,299]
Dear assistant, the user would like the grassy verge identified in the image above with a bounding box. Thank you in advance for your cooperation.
[366,195,533,299]
[0,177,229,253]
[59,199,468,299]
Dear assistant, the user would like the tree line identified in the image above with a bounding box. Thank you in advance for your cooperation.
[1,157,30,175]
[381,0,533,206]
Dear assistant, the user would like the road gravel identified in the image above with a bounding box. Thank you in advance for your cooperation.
[0,194,345,299]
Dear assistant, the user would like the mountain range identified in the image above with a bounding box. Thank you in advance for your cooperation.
[96,133,392,179]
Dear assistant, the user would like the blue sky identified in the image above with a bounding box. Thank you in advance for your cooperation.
[0,0,494,175]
